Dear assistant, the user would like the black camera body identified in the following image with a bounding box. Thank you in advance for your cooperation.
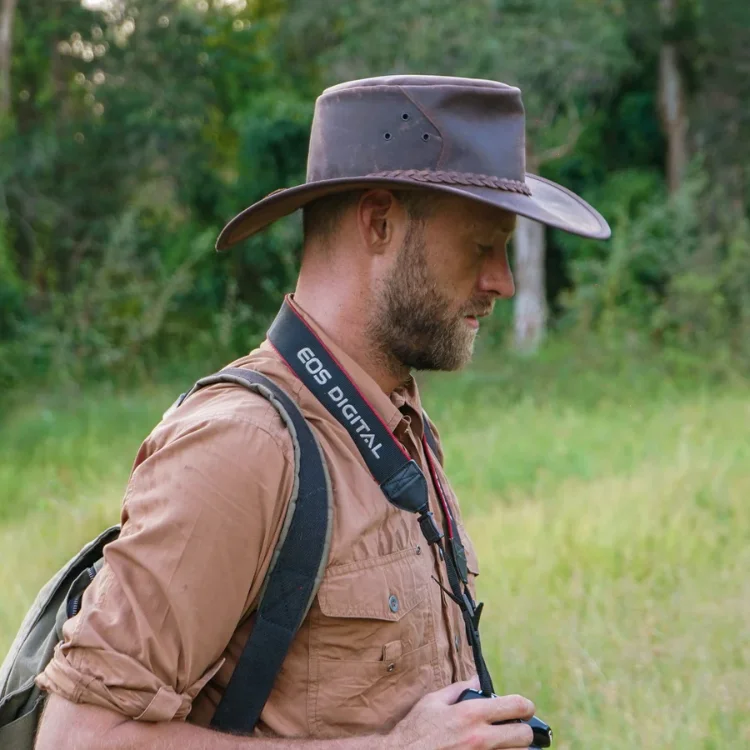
[456,689,553,749]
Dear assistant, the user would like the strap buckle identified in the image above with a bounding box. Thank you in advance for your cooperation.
[418,510,444,545]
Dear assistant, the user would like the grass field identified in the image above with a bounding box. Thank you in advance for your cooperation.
[1,342,748,749]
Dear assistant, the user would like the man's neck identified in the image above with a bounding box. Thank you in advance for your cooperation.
[291,288,409,395]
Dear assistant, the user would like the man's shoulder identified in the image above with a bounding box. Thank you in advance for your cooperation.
[152,346,301,458]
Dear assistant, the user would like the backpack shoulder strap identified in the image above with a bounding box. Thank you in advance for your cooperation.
[180,367,333,735]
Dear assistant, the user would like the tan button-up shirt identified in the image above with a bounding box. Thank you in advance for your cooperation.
[37,297,481,738]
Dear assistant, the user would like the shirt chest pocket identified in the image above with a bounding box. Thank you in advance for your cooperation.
[307,548,437,737]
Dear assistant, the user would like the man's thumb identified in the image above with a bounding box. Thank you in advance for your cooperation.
[431,675,481,706]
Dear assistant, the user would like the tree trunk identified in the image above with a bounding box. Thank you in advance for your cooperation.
[512,215,548,353]
[0,0,16,119]
[658,0,688,194]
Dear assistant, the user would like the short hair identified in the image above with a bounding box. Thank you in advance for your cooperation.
[302,189,438,243]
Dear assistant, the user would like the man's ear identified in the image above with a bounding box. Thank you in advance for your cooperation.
[357,190,405,254]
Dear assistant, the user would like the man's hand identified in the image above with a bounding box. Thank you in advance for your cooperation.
[387,677,536,750]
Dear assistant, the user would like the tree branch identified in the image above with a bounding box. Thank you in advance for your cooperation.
[0,0,17,119]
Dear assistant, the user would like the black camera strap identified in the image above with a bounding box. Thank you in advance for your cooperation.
[421,435,492,692]
[267,298,494,696]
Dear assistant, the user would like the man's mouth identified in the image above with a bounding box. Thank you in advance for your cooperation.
[462,303,492,330]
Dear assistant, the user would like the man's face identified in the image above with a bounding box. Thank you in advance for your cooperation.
[370,194,516,372]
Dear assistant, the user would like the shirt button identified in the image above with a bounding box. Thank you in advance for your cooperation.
[388,595,399,613]
[387,663,396,673]
[454,634,461,651]
[416,545,422,555]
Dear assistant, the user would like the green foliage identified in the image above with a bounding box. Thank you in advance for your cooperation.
[0,0,749,386]
[0,0,319,388]
[561,169,750,366]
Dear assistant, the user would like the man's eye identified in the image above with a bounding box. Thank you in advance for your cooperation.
[477,244,493,255]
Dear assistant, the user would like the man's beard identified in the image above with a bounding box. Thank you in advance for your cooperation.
[368,221,489,374]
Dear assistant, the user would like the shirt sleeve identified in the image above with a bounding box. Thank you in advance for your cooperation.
[36,413,294,722]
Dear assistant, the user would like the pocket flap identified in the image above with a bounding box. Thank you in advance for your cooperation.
[318,549,426,621]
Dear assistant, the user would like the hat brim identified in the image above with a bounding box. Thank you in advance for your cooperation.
[215,173,610,250]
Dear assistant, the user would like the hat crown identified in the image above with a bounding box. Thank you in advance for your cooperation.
[307,75,527,184]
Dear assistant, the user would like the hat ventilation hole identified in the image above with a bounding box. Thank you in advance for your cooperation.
[384,132,392,140]
[422,133,430,141]
[401,113,410,120]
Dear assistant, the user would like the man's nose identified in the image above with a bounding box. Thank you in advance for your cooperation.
[477,247,515,299]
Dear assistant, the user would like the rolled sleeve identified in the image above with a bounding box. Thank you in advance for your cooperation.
[36,410,294,721]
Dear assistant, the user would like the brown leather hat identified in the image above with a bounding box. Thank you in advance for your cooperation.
[216,75,611,250]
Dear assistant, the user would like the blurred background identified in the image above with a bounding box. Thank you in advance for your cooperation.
[1,1,748,748]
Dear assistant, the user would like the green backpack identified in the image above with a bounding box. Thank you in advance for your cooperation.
[0,527,119,748]
[0,369,333,749]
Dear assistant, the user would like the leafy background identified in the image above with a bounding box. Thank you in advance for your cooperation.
[1,2,749,748]
[1,0,749,388]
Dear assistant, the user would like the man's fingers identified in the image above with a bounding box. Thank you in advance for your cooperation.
[487,720,535,749]
[430,675,481,706]
[467,693,535,723]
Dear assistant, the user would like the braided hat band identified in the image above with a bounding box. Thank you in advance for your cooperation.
[368,170,532,196]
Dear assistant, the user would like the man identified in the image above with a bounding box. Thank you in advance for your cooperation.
[35,75,609,749]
